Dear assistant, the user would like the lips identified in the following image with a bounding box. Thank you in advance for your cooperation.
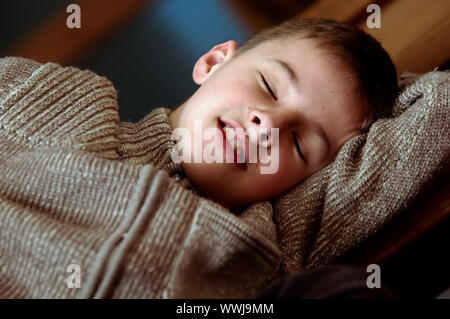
[218,118,248,170]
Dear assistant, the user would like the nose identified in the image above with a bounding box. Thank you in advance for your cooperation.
[248,109,278,148]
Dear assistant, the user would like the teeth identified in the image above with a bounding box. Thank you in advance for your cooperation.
[224,127,237,151]
[236,148,245,163]
[223,125,246,165]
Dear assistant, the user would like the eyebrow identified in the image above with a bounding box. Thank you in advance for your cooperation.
[268,59,300,95]
[310,119,331,158]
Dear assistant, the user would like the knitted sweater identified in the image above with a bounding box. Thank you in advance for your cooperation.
[0,57,280,298]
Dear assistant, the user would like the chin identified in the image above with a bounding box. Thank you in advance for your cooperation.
[182,163,256,211]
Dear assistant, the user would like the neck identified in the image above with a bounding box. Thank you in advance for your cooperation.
[168,101,186,131]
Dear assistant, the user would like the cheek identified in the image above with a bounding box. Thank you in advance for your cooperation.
[249,155,305,200]
[208,76,256,108]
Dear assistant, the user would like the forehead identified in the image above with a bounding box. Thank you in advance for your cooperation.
[251,38,362,105]
[250,37,345,76]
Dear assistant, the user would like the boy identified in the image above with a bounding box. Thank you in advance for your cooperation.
[0,18,399,298]
[168,18,398,210]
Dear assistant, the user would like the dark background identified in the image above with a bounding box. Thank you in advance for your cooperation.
[0,0,251,122]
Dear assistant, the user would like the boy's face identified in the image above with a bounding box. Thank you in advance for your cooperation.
[169,37,364,211]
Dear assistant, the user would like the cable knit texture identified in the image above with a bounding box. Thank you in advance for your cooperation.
[0,57,280,298]
[0,57,448,298]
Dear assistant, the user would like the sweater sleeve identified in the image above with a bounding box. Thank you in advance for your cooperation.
[274,71,450,273]
[0,138,280,298]
[0,57,41,100]
[0,57,120,159]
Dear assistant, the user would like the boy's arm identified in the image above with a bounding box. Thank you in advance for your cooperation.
[274,71,450,273]
[0,57,120,160]
[0,140,280,298]
[0,57,41,101]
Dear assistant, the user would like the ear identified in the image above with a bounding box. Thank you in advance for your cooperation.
[192,40,238,85]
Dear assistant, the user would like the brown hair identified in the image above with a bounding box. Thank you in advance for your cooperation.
[235,18,399,132]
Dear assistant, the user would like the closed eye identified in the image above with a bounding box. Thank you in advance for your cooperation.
[260,73,277,100]
[292,132,306,161]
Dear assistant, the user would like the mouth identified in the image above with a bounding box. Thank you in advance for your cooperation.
[218,118,248,170]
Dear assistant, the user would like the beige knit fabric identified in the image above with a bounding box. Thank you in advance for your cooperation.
[274,70,449,274]
[117,108,199,192]
[0,57,280,298]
